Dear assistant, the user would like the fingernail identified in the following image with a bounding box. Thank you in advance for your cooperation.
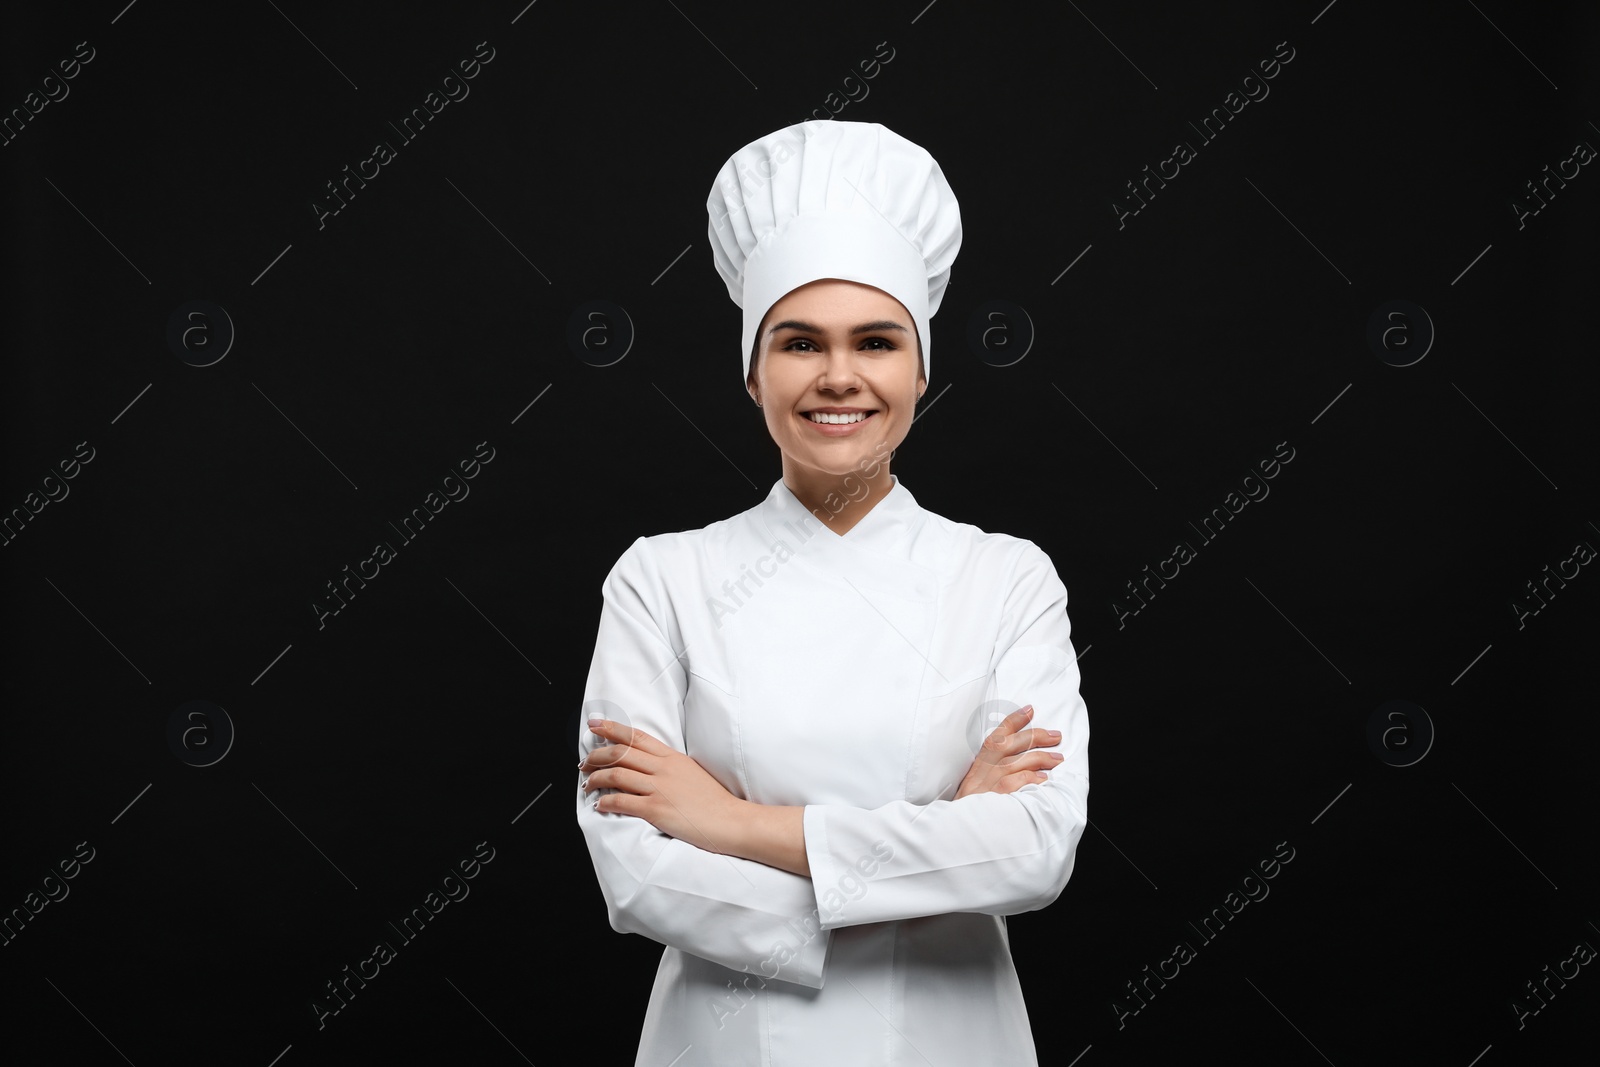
[587,718,605,727]
[1035,771,1048,781]
[1047,730,1061,740]
[1050,752,1064,761]
[1021,705,1034,714]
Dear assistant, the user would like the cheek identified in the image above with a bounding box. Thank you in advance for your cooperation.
[769,405,797,440]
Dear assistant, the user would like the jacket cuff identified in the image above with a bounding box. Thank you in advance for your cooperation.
[804,804,898,932]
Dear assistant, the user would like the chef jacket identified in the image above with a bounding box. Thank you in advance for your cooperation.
[576,475,1090,1066]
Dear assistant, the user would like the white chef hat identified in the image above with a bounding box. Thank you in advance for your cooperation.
[707,119,962,388]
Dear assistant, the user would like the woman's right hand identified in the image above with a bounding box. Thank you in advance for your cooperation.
[954,705,1063,799]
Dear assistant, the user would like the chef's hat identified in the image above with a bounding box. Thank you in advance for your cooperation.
[707,120,962,388]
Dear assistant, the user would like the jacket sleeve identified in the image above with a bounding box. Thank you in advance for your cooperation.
[576,537,832,988]
[802,540,1091,930]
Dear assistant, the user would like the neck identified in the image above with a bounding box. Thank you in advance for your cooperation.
[781,459,894,537]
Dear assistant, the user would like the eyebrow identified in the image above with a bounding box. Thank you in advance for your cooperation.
[766,319,908,337]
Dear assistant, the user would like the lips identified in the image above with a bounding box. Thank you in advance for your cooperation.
[801,410,877,435]
[805,410,876,424]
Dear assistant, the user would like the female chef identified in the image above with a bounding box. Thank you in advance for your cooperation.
[576,119,1090,1066]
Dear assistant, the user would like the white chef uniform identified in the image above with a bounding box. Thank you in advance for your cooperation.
[575,120,1090,1066]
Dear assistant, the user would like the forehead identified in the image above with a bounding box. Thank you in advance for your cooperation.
[765,278,909,324]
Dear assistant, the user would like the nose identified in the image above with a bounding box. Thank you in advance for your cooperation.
[817,347,863,393]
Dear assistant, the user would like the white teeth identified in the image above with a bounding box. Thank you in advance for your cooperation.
[808,411,870,424]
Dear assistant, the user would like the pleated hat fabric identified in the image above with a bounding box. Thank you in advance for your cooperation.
[706,120,962,387]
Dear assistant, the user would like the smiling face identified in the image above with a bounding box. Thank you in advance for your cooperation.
[748,279,925,490]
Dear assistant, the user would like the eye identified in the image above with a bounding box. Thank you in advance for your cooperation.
[780,337,898,352]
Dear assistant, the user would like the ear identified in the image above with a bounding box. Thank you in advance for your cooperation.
[747,341,763,401]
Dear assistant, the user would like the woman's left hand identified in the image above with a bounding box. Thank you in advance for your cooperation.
[581,719,748,855]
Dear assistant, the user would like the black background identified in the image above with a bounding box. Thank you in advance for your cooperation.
[3,2,1596,1064]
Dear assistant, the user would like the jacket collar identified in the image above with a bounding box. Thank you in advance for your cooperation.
[760,474,923,558]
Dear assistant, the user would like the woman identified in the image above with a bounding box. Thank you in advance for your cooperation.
[576,120,1090,1066]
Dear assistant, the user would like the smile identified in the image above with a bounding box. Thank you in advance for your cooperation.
[801,411,878,435]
